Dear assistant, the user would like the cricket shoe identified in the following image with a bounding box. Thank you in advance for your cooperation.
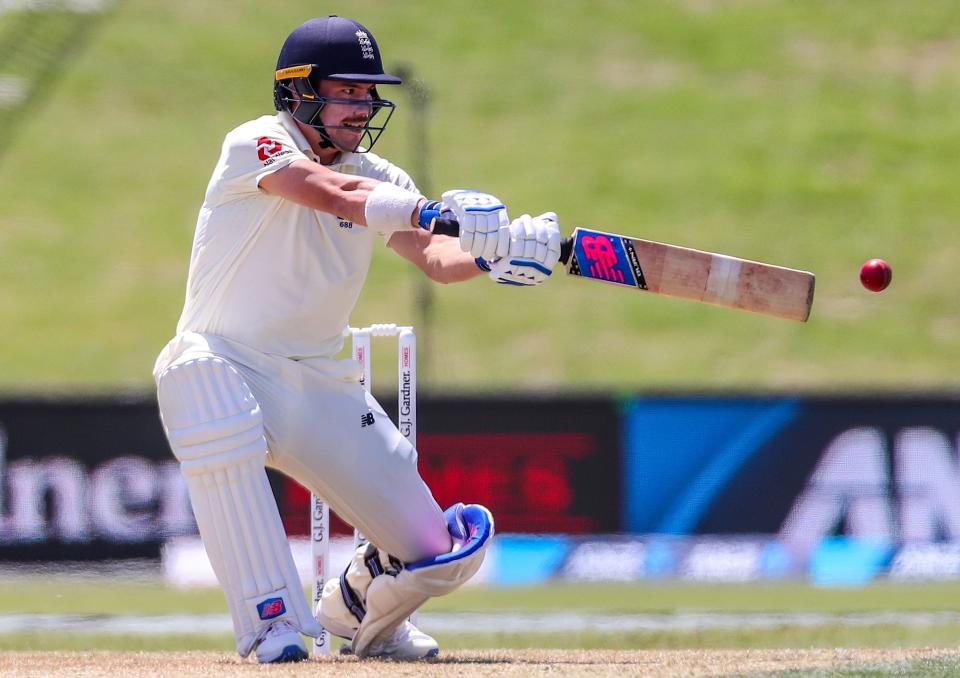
[361,620,439,660]
[255,620,308,663]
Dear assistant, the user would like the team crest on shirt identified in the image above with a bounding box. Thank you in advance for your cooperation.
[256,136,293,165]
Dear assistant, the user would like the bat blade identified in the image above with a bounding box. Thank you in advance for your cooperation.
[565,227,815,322]
[428,218,815,321]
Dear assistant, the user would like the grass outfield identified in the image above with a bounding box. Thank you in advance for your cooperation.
[0,1,959,391]
[7,577,960,615]
[2,576,960,652]
[3,577,960,674]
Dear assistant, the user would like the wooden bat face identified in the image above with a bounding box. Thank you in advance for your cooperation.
[564,227,815,322]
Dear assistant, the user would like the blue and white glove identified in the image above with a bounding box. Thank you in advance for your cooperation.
[441,189,510,261]
[486,212,562,286]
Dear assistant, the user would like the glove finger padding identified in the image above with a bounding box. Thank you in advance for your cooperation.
[495,221,512,259]
[535,240,549,265]
[491,210,512,260]
[473,213,505,261]
[542,214,562,271]
[521,215,538,259]
[441,189,509,261]
[535,212,562,271]
[459,219,476,255]
[496,212,563,283]
[504,214,529,260]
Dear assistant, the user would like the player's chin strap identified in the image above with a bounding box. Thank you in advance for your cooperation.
[350,503,494,658]
[316,128,336,149]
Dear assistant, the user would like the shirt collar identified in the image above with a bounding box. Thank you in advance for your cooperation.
[278,112,316,160]
[277,112,360,169]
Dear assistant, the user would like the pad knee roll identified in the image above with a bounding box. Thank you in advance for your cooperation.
[158,356,265,469]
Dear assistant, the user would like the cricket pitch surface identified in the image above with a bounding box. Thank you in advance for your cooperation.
[3,648,959,677]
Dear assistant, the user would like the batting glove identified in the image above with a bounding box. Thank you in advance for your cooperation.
[486,212,562,286]
[441,189,510,261]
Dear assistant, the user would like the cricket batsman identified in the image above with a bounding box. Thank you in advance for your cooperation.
[152,16,562,662]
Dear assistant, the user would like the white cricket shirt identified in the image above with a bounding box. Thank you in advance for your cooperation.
[172,112,418,359]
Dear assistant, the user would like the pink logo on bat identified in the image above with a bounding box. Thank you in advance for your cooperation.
[581,235,625,283]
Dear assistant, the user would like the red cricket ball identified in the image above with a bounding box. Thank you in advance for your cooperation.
[859,258,892,292]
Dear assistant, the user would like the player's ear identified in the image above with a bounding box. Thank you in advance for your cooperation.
[275,80,299,113]
[286,83,301,105]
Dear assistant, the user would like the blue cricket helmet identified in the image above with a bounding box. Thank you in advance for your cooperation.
[273,16,401,152]
[275,16,401,85]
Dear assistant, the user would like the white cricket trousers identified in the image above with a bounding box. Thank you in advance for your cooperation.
[155,331,451,563]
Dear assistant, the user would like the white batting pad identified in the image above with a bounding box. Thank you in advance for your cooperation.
[157,356,321,656]
[351,503,494,657]
[315,540,407,640]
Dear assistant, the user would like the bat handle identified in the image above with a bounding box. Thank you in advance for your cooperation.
[430,217,573,265]
[429,216,460,237]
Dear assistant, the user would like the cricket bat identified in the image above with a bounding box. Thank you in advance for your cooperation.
[430,218,815,322]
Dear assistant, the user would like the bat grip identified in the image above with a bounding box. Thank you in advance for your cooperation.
[429,216,460,237]
[430,217,573,265]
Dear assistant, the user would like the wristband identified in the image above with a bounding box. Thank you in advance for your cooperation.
[364,182,424,235]
[417,200,442,229]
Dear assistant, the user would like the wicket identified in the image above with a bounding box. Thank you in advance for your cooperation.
[310,324,417,656]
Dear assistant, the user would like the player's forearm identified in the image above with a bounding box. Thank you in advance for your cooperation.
[422,238,486,284]
[262,160,424,229]
[323,176,428,229]
[388,229,485,284]
[300,169,382,225]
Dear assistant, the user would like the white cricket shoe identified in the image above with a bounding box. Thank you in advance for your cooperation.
[364,620,439,660]
[255,620,308,663]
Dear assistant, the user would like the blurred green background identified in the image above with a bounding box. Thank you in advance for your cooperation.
[1,0,958,392]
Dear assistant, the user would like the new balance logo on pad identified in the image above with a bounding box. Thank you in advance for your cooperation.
[360,412,375,427]
[257,597,286,620]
